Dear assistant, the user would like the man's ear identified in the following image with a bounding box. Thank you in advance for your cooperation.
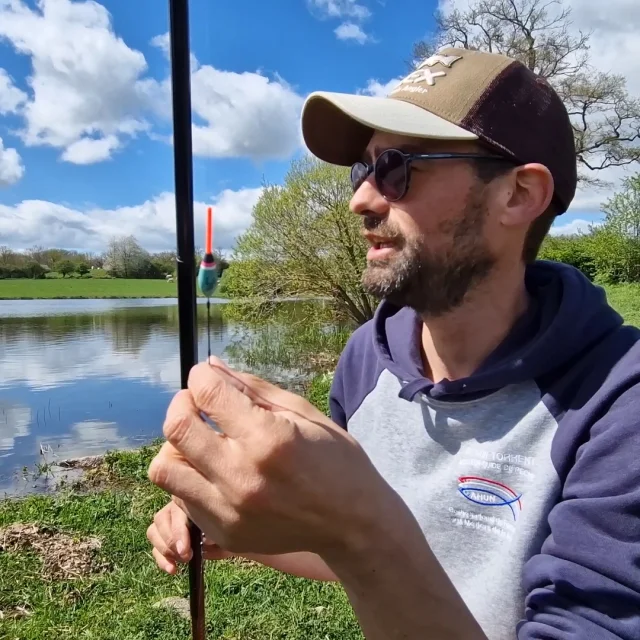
[498,163,554,229]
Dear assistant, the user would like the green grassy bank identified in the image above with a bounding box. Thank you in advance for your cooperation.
[0,445,361,639]
[0,278,178,300]
[0,278,233,300]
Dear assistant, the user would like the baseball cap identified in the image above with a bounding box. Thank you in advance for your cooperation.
[301,47,577,213]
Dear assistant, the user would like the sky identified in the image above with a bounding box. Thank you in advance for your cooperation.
[0,0,638,255]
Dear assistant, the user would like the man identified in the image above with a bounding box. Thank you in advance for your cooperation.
[147,47,640,639]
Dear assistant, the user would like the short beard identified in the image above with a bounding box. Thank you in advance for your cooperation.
[361,187,496,317]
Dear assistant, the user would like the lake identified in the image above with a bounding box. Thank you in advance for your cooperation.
[0,297,311,496]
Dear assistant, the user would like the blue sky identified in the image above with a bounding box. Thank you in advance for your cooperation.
[0,0,621,254]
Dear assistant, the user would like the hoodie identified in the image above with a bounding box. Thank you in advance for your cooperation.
[329,260,640,640]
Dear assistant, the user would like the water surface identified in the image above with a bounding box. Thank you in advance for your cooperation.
[0,297,278,496]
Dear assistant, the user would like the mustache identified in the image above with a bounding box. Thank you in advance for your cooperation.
[361,215,403,240]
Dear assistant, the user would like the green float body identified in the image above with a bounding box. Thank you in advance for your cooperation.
[197,253,218,298]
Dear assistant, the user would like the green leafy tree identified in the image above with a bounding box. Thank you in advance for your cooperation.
[586,174,640,283]
[413,0,640,188]
[24,261,46,279]
[228,157,376,326]
[55,259,76,277]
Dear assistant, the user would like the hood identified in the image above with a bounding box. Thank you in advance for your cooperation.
[372,260,624,401]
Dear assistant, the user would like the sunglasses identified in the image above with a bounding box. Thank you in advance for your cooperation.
[350,148,517,202]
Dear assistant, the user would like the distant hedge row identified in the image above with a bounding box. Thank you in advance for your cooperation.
[539,230,640,284]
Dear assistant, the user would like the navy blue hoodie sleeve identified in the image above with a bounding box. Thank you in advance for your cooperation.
[329,362,347,429]
[328,319,384,430]
[520,380,640,639]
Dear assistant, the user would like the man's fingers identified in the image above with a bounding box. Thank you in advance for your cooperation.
[187,362,275,439]
[149,503,191,562]
[208,356,334,426]
[160,391,227,478]
[152,546,178,574]
[147,522,174,560]
[148,440,214,502]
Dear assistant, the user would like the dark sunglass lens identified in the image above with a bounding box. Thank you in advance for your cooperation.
[350,163,368,192]
[376,150,407,201]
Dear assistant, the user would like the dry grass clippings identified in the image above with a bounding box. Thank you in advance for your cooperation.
[0,522,110,580]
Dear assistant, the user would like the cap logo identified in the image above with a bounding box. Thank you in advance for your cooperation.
[389,53,463,96]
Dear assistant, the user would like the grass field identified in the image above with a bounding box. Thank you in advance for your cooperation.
[602,283,640,328]
[0,443,361,640]
[0,278,178,299]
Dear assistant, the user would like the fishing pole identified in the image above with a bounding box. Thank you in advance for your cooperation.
[168,0,205,638]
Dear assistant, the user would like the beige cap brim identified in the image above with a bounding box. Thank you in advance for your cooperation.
[301,91,478,166]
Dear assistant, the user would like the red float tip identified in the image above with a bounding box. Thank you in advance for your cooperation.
[205,206,213,256]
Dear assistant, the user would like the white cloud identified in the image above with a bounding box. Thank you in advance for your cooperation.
[0,5,307,165]
[134,31,307,161]
[0,67,27,115]
[0,137,24,186]
[308,0,373,43]
[335,22,369,44]
[189,66,304,160]
[61,134,121,164]
[550,218,602,236]
[308,0,371,20]
[0,0,151,164]
[359,76,404,97]
[0,187,263,253]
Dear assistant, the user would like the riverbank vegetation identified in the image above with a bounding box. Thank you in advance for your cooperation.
[0,237,229,283]
[0,430,361,639]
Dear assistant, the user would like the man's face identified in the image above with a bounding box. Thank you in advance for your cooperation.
[350,131,503,317]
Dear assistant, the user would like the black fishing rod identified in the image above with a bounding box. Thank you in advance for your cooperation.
[168,0,206,638]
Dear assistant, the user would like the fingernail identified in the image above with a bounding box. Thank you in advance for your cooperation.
[176,540,185,556]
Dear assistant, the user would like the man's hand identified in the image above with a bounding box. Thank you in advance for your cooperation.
[147,498,338,581]
[148,356,399,557]
[146,501,233,574]
[148,357,487,639]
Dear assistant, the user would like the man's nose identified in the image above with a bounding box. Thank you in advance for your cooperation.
[349,178,390,218]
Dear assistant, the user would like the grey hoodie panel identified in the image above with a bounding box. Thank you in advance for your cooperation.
[349,369,561,640]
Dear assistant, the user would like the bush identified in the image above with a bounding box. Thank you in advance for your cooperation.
[538,234,596,280]
[586,228,640,284]
[0,263,46,279]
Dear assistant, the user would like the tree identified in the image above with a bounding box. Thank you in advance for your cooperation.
[0,246,14,265]
[76,261,90,276]
[56,259,76,277]
[601,174,640,240]
[584,174,640,283]
[103,235,152,278]
[229,157,376,326]
[413,0,640,187]
[24,261,45,279]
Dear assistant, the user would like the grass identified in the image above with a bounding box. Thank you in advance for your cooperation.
[0,443,362,639]
[0,278,230,300]
[602,283,640,328]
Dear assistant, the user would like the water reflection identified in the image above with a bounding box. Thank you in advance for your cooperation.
[0,299,245,495]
